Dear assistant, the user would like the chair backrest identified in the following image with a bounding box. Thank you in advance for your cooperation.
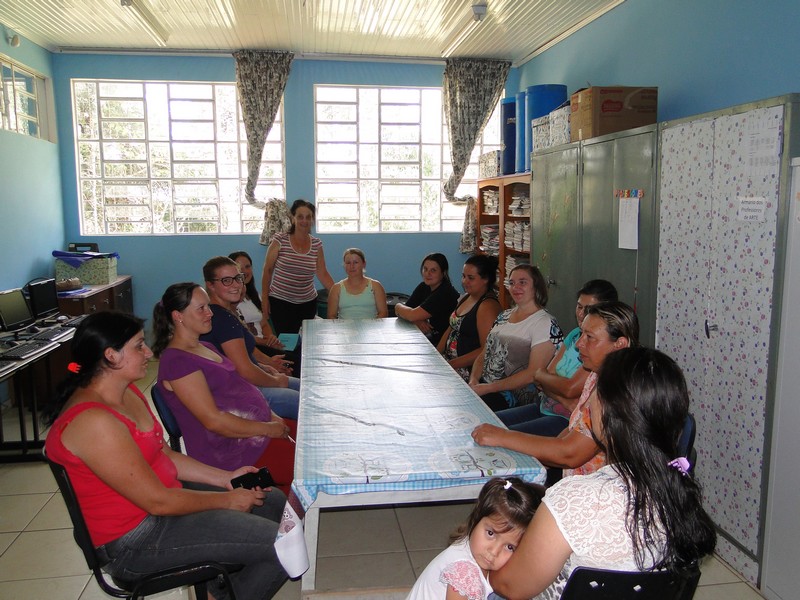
[560,565,701,600]
[47,458,127,597]
[677,413,697,472]
[150,385,182,452]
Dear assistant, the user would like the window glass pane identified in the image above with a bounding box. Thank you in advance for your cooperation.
[1,60,42,138]
[73,79,285,235]
[315,84,501,232]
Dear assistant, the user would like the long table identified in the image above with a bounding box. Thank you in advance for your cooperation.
[294,318,546,592]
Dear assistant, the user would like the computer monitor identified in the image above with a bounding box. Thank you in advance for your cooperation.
[27,278,60,319]
[0,288,35,332]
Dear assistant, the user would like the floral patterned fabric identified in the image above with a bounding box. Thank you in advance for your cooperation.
[259,197,292,246]
[460,194,478,253]
[442,58,510,203]
[535,465,666,600]
[233,50,293,241]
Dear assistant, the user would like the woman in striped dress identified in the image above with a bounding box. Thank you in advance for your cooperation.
[260,199,334,335]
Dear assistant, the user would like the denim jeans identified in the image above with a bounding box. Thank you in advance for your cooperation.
[259,376,300,420]
[99,483,288,600]
[496,403,568,437]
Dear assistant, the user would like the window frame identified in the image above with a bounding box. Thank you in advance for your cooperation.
[71,78,285,236]
[1,56,45,139]
[314,84,501,234]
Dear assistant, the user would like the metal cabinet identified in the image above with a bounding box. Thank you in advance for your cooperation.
[656,95,800,592]
[531,126,659,345]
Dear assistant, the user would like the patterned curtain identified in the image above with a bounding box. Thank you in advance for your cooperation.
[459,195,478,253]
[234,50,294,212]
[259,197,292,246]
[442,58,510,203]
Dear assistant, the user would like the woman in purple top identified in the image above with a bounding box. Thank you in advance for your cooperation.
[153,282,296,494]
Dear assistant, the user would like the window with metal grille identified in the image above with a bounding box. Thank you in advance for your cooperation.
[314,85,501,233]
[1,59,41,138]
[72,79,284,235]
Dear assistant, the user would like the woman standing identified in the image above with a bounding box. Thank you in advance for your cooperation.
[45,312,288,599]
[261,199,334,335]
[490,347,716,599]
[437,254,502,381]
[473,301,639,479]
[469,264,562,412]
[202,256,300,420]
[394,253,459,346]
[153,283,296,494]
[327,248,388,319]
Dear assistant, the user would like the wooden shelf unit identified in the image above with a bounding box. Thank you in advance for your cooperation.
[476,173,531,308]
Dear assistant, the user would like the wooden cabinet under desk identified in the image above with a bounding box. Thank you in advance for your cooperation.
[57,275,133,316]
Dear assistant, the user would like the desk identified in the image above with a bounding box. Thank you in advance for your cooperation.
[0,329,74,462]
[295,318,545,592]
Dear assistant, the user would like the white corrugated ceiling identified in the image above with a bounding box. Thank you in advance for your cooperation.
[0,0,624,66]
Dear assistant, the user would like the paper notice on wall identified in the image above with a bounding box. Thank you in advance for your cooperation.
[618,197,640,249]
[737,196,767,222]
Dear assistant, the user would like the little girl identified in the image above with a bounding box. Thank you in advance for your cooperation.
[407,477,544,600]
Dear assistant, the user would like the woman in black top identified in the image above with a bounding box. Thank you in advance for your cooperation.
[394,253,459,346]
[437,255,502,381]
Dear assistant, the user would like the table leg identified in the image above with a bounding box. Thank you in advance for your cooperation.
[301,505,320,592]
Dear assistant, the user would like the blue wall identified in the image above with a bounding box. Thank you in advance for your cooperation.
[4,0,800,318]
[50,54,477,318]
[0,27,62,290]
[516,0,800,122]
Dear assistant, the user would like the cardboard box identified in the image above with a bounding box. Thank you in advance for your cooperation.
[478,150,502,179]
[55,256,118,285]
[531,115,550,154]
[549,105,571,147]
[570,86,658,142]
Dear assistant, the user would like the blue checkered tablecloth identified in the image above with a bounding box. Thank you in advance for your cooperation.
[292,318,546,509]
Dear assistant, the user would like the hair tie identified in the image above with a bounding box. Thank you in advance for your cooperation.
[668,457,690,476]
[503,480,512,490]
[67,362,81,374]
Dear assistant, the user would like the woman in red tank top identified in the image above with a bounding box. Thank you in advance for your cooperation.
[44,312,288,600]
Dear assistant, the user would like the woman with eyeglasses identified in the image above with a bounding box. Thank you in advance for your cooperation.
[153,282,296,495]
[197,256,300,420]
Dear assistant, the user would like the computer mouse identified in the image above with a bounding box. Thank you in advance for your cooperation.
[27,325,41,334]
[56,315,69,322]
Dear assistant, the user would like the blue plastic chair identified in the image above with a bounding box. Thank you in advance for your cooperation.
[150,386,182,452]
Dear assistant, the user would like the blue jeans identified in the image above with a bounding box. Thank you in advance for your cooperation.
[497,403,568,437]
[98,482,287,600]
[259,376,300,420]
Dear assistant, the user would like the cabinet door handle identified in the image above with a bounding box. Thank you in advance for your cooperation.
[704,320,718,338]
[547,277,557,288]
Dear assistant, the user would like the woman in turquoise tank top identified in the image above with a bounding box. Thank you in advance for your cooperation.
[327,248,388,319]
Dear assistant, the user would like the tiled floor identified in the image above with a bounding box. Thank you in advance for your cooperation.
[0,365,767,600]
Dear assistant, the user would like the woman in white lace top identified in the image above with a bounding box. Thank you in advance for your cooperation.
[490,347,717,600]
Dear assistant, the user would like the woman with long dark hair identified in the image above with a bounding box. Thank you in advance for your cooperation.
[437,254,503,381]
[490,347,716,599]
[44,312,287,599]
[394,252,459,346]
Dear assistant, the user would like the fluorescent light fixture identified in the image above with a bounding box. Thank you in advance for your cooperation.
[121,0,169,47]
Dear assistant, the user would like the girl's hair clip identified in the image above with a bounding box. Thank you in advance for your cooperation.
[67,362,81,374]
[668,457,691,476]
[503,480,512,490]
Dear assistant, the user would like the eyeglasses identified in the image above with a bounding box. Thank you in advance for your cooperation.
[210,274,245,286]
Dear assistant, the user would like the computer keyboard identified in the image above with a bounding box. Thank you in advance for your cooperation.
[30,327,73,342]
[62,314,89,328]
[0,340,59,361]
